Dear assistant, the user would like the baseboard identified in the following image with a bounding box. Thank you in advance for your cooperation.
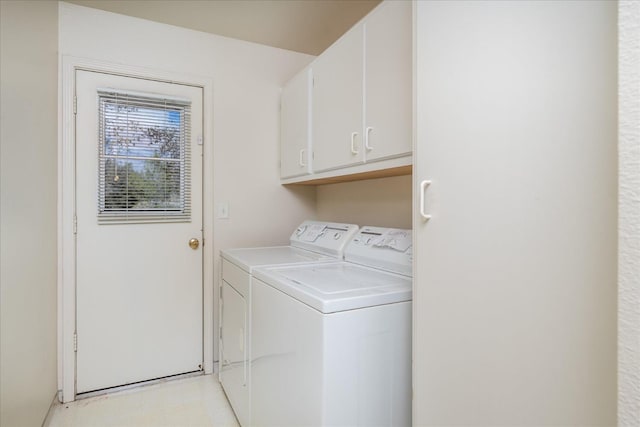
[41,391,60,427]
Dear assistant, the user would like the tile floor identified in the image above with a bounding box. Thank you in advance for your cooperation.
[46,374,239,427]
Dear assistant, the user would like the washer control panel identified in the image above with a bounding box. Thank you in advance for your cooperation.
[345,226,413,276]
[290,221,359,258]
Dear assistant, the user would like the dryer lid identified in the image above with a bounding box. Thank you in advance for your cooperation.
[221,246,335,273]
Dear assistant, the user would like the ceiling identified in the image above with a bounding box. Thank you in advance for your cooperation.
[64,0,382,56]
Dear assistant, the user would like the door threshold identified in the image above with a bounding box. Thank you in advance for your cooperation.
[76,370,203,400]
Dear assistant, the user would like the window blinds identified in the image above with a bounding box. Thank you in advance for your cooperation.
[97,90,191,223]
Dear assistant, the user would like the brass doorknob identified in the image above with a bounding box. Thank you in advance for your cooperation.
[189,238,200,250]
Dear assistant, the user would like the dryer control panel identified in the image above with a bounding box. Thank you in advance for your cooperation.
[290,221,359,258]
[345,226,413,276]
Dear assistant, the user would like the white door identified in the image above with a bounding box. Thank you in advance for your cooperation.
[312,23,364,172]
[75,70,204,394]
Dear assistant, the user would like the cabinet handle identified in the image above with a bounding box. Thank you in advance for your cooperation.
[350,132,359,155]
[420,180,432,221]
[365,126,374,151]
[299,149,306,167]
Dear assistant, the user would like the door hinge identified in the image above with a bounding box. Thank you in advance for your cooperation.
[73,95,77,115]
[73,333,78,352]
[197,135,203,146]
[73,215,77,235]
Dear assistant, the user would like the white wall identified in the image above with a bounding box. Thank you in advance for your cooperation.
[618,1,640,425]
[58,1,315,372]
[0,1,59,426]
[316,175,412,229]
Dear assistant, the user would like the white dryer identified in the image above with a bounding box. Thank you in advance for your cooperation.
[251,226,413,427]
[219,221,359,426]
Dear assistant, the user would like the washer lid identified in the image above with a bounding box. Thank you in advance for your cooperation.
[253,262,412,314]
[221,246,337,273]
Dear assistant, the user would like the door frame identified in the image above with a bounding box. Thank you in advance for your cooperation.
[58,55,215,403]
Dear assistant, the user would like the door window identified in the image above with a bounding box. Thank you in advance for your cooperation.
[97,90,191,223]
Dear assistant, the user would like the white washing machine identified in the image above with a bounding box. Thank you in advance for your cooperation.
[219,221,359,426]
[251,226,413,427]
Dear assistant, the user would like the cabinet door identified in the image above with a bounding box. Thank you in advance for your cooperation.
[312,23,364,172]
[280,68,311,178]
[414,1,617,425]
[364,0,412,163]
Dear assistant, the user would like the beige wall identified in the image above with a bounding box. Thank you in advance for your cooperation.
[618,1,640,424]
[0,1,59,426]
[58,2,316,370]
[316,175,412,229]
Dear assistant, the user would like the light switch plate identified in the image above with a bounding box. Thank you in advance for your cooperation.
[217,203,229,219]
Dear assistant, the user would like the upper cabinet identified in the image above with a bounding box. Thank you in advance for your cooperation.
[280,0,412,184]
[280,67,312,179]
[312,22,365,172]
[363,1,412,163]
